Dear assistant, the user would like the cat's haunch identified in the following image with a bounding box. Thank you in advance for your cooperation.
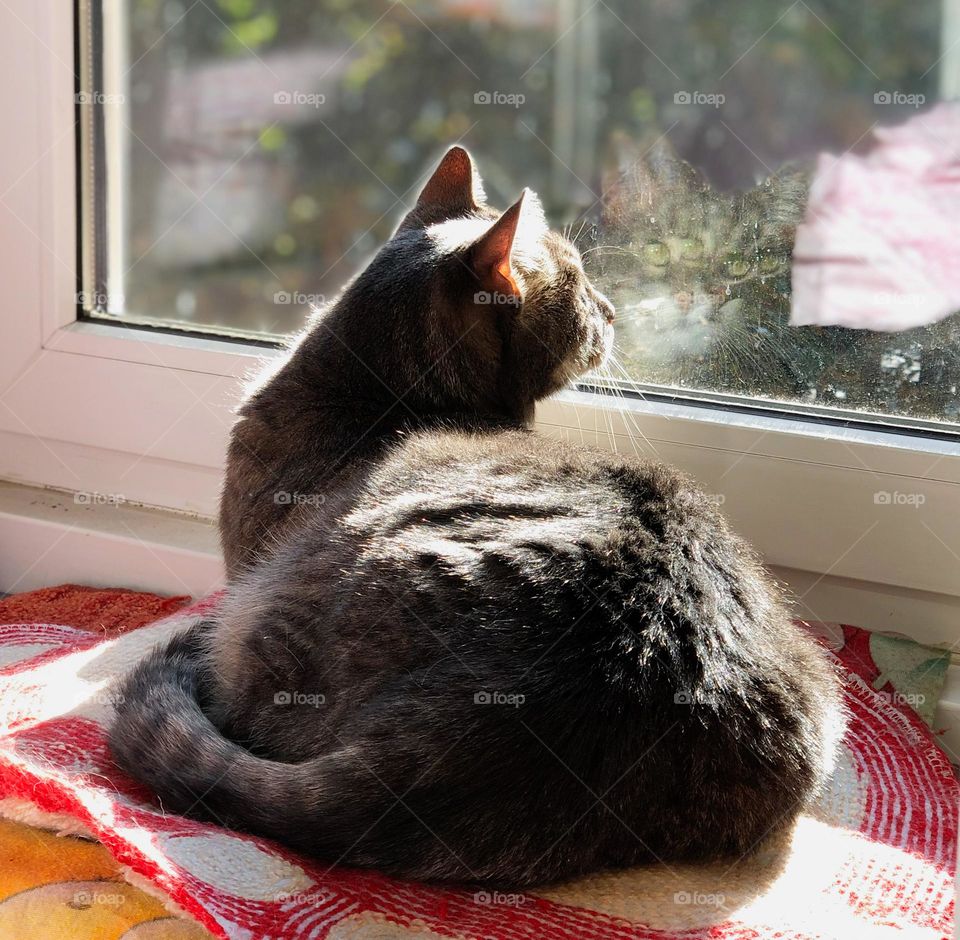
[109,146,845,888]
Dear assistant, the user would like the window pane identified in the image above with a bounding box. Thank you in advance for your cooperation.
[85,0,960,426]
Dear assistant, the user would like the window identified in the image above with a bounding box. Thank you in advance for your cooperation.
[80,0,960,427]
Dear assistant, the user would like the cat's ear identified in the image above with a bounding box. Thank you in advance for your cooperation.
[470,190,529,304]
[414,146,485,218]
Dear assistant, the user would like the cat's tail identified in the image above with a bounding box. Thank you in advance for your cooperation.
[107,625,375,856]
[109,624,245,816]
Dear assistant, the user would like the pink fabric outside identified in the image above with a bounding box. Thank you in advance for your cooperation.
[791,103,960,332]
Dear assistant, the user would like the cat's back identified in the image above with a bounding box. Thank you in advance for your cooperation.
[223,423,811,738]
[302,423,750,646]
[353,425,724,559]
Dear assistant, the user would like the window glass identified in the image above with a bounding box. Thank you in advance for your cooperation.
[87,1,959,425]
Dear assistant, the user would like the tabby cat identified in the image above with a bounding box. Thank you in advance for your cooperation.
[110,146,844,888]
[594,140,840,399]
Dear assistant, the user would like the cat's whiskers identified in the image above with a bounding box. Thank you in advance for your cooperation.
[569,218,590,250]
[600,359,631,456]
[598,358,637,452]
[585,361,618,455]
[594,382,618,454]
[715,320,767,386]
[604,349,636,457]
[599,353,660,459]
[579,244,619,259]
[568,394,586,447]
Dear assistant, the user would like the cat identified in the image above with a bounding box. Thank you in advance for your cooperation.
[592,139,849,401]
[109,146,845,888]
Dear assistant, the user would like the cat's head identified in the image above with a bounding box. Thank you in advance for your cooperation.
[597,141,806,384]
[318,147,614,421]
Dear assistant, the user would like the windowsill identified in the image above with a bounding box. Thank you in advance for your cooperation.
[0,479,222,599]
[50,319,960,456]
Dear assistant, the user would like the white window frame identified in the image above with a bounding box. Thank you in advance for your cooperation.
[2,1,960,643]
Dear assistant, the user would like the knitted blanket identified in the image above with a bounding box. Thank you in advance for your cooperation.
[0,588,954,939]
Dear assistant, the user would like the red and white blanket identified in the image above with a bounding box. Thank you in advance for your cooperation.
[0,596,955,939]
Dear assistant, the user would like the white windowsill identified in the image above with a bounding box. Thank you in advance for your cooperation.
[0,479,222,600]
